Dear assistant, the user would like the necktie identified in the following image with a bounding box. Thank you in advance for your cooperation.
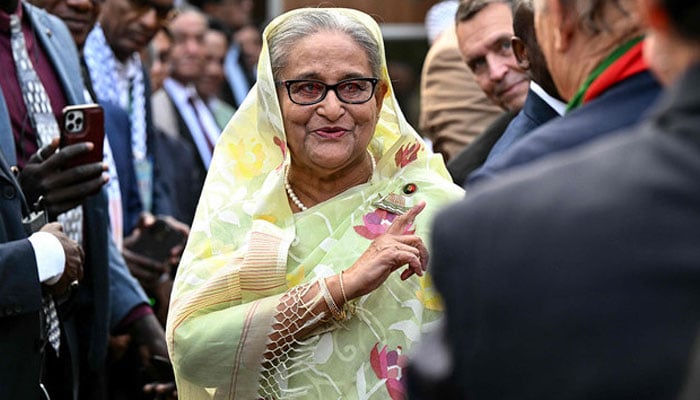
[188,95,215,155]
[10,13,82,355]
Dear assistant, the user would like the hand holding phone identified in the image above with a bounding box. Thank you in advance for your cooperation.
[126,218,187,264]
[60,104,105,169]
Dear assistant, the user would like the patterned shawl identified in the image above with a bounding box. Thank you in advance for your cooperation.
[166,8,463,400]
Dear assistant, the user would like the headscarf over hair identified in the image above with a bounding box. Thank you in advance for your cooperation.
[167,8,463,399]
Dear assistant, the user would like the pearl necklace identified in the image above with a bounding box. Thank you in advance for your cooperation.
[285,150,377,212]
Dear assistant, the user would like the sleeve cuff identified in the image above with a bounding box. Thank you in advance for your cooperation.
[28,231,66,285]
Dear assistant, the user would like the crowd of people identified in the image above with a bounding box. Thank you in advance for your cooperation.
[1,0,699,399]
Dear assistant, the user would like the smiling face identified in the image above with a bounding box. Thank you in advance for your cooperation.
[456,2,530,111]
[277,30,386,178]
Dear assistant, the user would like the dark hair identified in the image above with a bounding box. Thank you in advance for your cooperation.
[207,18,232,46]
[662,0,700,40]
[456,0,513,22]
[512,0,534,43]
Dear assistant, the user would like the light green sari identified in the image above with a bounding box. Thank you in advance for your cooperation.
[166,8,464,399]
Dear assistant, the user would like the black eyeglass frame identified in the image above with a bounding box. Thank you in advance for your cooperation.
[276,77,380,106]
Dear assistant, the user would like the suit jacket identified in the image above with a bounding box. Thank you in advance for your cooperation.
[485,87,561,162]
[468,70,662,185]
[419,26,502,161]
[0,145,44,400]
[446,111,516,186]
[100,69,174,234]
[150,88,208,225]
[429,63,700,399]
[0,5,147,399]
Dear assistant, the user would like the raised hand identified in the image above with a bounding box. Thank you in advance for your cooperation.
[342,202,428,300]
[19,138,108,219]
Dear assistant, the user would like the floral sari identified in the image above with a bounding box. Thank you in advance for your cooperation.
[166,8,464,400]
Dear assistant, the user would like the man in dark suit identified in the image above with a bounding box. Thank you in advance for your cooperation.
[468,0,662,185]
[151,8,219,226]
[448,0,564,186]
[426,0,700,397]
[1,1,168,398]
[0,146,83,399]
[477,0,565,164]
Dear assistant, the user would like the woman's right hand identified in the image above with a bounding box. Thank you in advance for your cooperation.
[342,202,428,300]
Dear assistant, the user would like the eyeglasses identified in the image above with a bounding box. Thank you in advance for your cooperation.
[276,77,379,105]
[127,0,176,21]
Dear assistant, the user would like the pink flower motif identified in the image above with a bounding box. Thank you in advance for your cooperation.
[394,142,420,168]
[353,209,396,239]
[353,208,414,239]
[370,343,408,400]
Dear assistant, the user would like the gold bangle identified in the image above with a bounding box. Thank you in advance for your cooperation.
[339,271,349,305]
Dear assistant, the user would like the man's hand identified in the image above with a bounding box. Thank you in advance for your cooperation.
[123,213,189,289]
[19,138,108,219]
[40,222,84,295]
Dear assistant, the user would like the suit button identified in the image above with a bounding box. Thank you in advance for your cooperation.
[3,186,15,199]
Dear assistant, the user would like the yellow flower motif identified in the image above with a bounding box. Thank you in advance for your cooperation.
[229,138,265,179]
[287,265,305,289]
[258,214,277,224]
[416,274,443,311]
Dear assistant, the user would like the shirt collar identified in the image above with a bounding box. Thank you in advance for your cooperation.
[530,81,567,116]
[0,2,23,34]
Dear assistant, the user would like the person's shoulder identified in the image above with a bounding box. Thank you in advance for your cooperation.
[448,126,689,226]
[24,3,73,44]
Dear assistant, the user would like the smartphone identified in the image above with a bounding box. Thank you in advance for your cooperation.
[127,218,186,263]
[60,104,105,169]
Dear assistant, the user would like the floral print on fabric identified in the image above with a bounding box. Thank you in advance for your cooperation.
[354,209,397,239]
[230,138,266,178]
[370,343,408,400]
[354,208,416,239]
[394,142,421,168]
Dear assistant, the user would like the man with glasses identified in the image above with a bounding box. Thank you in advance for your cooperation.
[84,0,176,232]
[82,0,190,348]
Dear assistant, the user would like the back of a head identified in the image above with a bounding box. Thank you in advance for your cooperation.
[512,0,561,99]
[456,0,513,22]
[557,0,639,35]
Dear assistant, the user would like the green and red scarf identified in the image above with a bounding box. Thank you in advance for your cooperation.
[567,36,647,112]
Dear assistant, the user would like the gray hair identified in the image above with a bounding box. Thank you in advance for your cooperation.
[557,0,633,35]
[267,9,382,80]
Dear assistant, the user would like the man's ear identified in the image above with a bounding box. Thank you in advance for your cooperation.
[512,37,530,70]
[549,0,574,52]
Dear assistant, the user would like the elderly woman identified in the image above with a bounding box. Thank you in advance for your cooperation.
[166,8,463,399]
